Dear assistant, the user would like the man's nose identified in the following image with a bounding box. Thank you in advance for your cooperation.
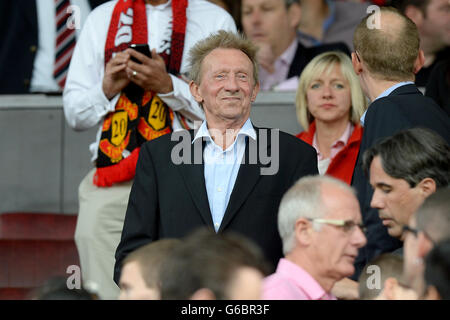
[225,75,239,92]
[249,9,262,25]
[370,189,384,209]
[353,225,367,248]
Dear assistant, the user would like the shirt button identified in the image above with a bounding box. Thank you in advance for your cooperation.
[215,223,219,228]
[217,187,222,192]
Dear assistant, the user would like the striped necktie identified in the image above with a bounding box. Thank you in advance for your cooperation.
[54,0,76,90]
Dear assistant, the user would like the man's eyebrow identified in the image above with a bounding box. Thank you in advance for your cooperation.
[375,182,391,189]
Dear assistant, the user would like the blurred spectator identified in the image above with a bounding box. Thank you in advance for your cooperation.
[30,276,96,300]
[297,0,370,51]
[392,0,450,87]
[263,176,366,300]
[350,6,450,280]
[160,229,270,300]
[118,239,181,300]
[241,0,349,91]
[64,0,236,300]
[423,238,450,300]
[404,189,450,298]
[0,0,107,94]
[358,254,417,300]
[296,51,366,184]
[363,128,450,243]
[425,57,450,116]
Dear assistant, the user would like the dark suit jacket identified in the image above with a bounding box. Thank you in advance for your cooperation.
[426,59,450,117]
[114,126,318,283]
[351,84,450,279]
[0,0,107,94]
[287,41,350,80]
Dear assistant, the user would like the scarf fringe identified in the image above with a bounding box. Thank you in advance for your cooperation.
[93,147,141,187]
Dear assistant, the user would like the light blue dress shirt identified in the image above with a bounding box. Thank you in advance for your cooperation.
[192,119,257,232]
[360,81,414,126]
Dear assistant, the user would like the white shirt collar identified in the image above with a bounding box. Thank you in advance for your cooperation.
[193,118,256,150]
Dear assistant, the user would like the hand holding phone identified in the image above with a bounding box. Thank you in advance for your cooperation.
[129,44,152,63]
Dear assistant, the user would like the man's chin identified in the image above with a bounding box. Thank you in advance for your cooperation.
[387,227,402,239]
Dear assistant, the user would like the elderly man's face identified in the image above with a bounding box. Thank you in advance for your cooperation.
[310,184,367,279]
[369,156,426,239]
[190,48,259,127]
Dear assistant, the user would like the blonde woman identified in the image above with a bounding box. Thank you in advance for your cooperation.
[296,51,367,184]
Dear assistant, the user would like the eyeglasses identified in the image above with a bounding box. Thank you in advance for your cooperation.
[402,224,436,246]
[354,51,361,62]
[307,218,367,233]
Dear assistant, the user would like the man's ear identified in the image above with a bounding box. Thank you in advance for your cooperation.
[287,2,302,30]
[189,80,203,104]
[190,288,216,300]
[352,52,363,75]
[295,217,312,246]
[417,232,434,259]
[416,177,436,198]
[404,5,424,27]
[414,50,425,74]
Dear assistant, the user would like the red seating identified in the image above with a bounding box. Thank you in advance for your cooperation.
[0,213,77,240]
[0,212,79,300]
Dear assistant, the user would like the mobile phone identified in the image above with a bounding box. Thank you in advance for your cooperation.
[129,44,151,63]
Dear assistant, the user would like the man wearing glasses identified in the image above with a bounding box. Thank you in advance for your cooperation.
[262,175,367,300]
[403,189,450,298]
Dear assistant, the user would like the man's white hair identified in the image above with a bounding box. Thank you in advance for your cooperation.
[278,175,356,255]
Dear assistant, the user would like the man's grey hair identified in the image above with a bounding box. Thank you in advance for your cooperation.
[415,188,450,243]
[187,30,259,84]
[363,128,450,188]
[278,175,356,255]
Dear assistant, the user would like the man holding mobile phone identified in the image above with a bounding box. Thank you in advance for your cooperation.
[63,0,236,299]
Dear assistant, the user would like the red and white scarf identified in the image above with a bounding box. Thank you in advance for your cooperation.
[94,0,188,187]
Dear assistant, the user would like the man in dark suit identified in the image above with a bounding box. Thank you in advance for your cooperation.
[350,7,450,280]
[0,0,106,94]
[241,0,349,91]
[114,30,318,283]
